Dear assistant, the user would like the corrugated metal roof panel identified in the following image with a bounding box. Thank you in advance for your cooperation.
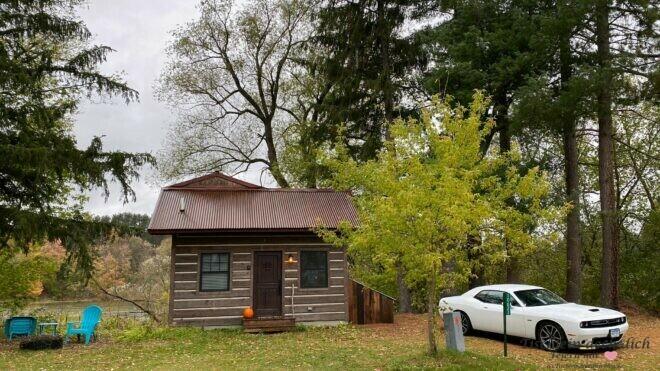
[148,188,358,234]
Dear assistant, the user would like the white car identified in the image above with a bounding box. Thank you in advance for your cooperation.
[439,284,628,351]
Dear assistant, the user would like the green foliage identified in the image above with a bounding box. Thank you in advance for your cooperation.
[97,213,164,246]
[620,210,660,312]
[0,0,154,274]
[417,0,551,154]
[0,248,58,310]
[93,236,171,321]
[312,0,430,161]
[320,93,564,310]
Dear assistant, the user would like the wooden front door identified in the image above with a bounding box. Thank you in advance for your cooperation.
[253,252,282,317]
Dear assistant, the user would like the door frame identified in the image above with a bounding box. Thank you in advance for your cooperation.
[252,251,283,317]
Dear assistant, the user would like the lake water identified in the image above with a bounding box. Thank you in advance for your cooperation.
[3,299,146,322]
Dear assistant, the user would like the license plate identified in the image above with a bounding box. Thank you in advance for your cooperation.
[610,328,620,338]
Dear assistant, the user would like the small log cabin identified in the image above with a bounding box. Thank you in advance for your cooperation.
[148,172,358,327]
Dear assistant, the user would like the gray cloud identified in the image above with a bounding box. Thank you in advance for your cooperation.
[74,1,263,217]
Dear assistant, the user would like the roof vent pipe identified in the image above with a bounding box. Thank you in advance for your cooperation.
[179,197,186,213]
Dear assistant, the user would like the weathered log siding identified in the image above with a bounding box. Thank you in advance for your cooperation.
[169,233,348,327]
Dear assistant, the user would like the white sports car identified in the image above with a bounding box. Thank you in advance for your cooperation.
[439,284,628,351]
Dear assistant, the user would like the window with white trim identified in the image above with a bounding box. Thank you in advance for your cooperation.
[200,253,229,291]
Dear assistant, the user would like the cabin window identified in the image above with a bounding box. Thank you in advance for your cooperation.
[300,251,328,288]
[200,253,230,291]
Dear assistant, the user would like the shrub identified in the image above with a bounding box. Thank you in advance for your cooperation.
[19,335,63,350]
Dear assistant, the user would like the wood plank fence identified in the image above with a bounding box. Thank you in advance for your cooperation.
[347,279,395,324]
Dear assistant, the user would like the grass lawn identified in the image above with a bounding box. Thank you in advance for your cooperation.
[1,311,658,370]
[1,320,525,370]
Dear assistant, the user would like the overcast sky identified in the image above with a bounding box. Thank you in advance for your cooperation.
[74,1,258,217]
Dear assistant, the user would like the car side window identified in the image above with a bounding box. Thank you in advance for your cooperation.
[487,290,504,304]
[475,290,522,306]
[474,291,490,303]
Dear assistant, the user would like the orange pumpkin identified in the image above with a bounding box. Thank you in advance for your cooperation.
[243,307,254,319]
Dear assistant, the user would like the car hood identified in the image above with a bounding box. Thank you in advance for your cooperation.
[525,303,625,320]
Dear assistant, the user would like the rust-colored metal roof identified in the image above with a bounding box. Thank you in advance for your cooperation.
[148,173,358,234]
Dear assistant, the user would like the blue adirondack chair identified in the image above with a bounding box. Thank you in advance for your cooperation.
[4,316,37,340]
[65,305,102,345]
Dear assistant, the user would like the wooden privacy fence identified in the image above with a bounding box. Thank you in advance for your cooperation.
[347,279,395,324]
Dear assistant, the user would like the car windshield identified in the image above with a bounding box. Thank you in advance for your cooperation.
[514,289,567,306]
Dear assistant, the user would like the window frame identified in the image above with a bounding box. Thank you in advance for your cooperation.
[198,252,231,292]
[299,250,329,289]
[474,290,520,306]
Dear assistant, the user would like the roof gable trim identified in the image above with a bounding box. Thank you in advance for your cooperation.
[165,172,263,190]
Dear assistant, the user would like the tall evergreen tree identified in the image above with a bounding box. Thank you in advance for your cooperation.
[512,0,592,302]
[313,0,431,311]
[314,0,426,161]
[589,0,656,308]
[418,0,551,283]
[0,0,153,274]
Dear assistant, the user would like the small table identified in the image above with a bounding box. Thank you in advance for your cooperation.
[37,322,59,335]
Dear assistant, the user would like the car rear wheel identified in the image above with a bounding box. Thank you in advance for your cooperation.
[456,311,472,335]
[537,321,567,351]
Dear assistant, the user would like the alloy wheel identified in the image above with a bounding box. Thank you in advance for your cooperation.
[461,314,470,334]
[539,323,563,351]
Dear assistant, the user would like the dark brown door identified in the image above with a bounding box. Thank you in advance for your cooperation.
[253,252,282,317]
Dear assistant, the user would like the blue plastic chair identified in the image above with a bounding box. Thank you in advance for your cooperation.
[4,316,37,340]
[65,305,102,345]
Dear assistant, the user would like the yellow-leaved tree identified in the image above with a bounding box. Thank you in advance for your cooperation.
[320,92,565,355]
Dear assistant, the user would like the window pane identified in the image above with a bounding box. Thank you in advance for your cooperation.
[200,253,230,291]
[300,251,328,288]
[211,261,220,271]
[201,272,229,291]
[487,291,504,304]
[475,292,487,302]
[201,253,229,273]
[302,251,326,270]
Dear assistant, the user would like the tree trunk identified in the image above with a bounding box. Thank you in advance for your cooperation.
[92,278,161,323]
[501,127,520,284]
[563,118,582,302]
[595,0,619,309]
[377,0,394,141]
[497,100,521,283]
[505,260,521,283]
[559,15,582,303]
[264,120,290,188]
[427,262,438,356]
[396,261,412,313]
[467,234,485,288]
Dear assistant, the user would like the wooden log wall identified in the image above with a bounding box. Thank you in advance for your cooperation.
[169,233,349,327]
[347,280,395,324]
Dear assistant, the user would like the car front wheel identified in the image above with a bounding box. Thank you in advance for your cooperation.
[537,321,567,351]
[456,311,472,335]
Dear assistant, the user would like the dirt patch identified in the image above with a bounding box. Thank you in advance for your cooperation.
[359,311,659,369]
